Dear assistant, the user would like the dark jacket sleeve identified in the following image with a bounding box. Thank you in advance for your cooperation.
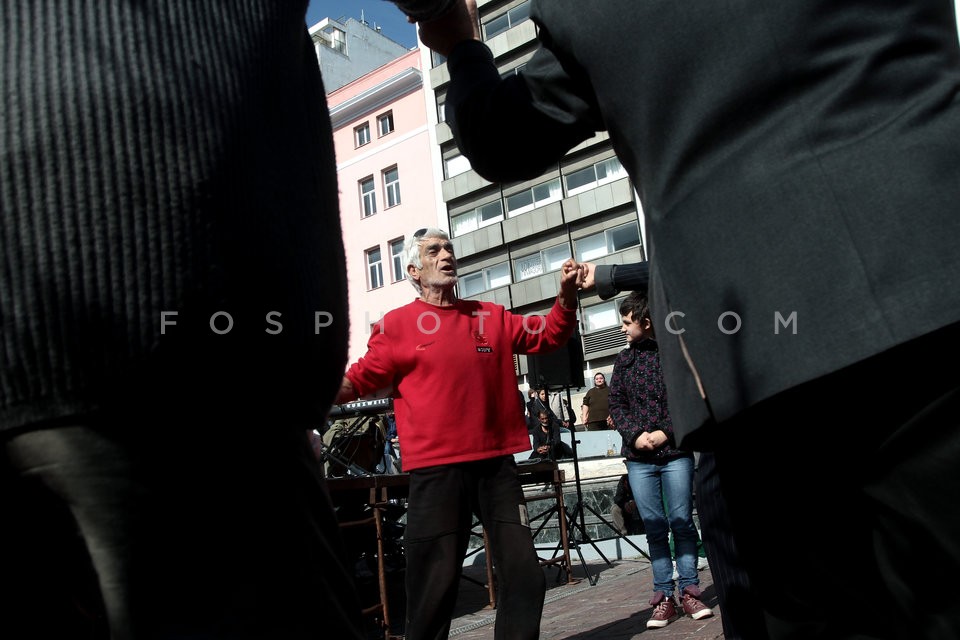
[595,262,650,300]
[445,39,598,182]
[609,353,642,449]
[390,0,457,22]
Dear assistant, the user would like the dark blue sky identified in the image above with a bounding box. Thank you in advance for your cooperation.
[306,1,418,49]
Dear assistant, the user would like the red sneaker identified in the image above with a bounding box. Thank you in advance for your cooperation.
[646,591,679,628]
[680,585,714,620]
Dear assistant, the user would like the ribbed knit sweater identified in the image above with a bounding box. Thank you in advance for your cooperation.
[1,1,349,432]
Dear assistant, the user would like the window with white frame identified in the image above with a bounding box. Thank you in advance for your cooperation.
[383,166,401,208]
[451,200,504,237]
[513,243,570,281]
[377,111,394,136]
[582,298,626,333]
[483,1,531,39]
[437,99,446,123]
[359,177,377,217]
[459,262,511,297]
[445,154,471,178]
[366,247,384,290]
[575,222,641,262]
[390,238,405,282]
[564,156,628,196]
[354,122,371,147]
[319,25,347,54]
[505,178,562,216]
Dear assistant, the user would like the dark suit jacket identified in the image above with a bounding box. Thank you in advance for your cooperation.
[445,0,960,446]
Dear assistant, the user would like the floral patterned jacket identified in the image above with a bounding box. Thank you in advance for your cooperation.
[608,339,687,463]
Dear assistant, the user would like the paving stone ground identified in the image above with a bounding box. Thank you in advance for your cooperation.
[445,557,725,640]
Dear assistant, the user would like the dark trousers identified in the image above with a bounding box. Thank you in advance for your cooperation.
[528,441,574,461]
[0,422,364,640]
[696,452,769,640]
[717,323,960,639]
[403,456,545,640]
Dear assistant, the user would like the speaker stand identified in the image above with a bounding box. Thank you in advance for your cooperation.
[551,386,650,586]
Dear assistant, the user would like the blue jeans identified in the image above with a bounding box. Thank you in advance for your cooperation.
[627,454,699,595]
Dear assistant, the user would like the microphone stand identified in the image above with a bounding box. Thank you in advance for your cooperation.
[557,385,649,586]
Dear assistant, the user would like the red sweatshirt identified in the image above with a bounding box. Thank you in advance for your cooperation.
[346,297,577,471]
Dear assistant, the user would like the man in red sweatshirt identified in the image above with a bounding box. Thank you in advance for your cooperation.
[339,227,582,640]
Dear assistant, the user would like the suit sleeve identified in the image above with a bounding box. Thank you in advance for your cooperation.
[390,0,457,21]
[595,262,651,300]
[446,38,599,183]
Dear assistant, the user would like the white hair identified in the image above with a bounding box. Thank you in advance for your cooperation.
[404,227,450,294]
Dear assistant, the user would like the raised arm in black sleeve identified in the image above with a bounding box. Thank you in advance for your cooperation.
[391,0,458,22]
[445,39,598,182]
[594,262,651,300]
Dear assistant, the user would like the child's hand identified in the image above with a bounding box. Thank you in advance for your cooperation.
[633,431,666,450]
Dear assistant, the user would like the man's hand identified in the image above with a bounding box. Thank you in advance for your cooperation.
[580,262,597,292]
[416,0,480,57]
[558,258,584,310]
[336,376,357,404]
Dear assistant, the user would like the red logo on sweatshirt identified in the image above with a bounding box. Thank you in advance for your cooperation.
[473,332,492,353]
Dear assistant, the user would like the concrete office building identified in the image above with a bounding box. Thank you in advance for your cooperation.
[421,0,647,409]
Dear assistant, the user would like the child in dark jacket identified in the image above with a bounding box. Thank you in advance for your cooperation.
[609,291,713,628]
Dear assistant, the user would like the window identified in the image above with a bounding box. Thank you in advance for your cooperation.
[483,1,531,39]
[366,247,384,290]
[437,99,446,123]
[505,178,562,216]
[377,111,394,136]
[383,166,401,208]
[574,223,641,262]
[319,25,347,54]
[564,157,628,196]
[513,243,570,281]
[390,238,406,282]
[459,262,511,297]
[582,299,625,332]
[451,200,504,236]
[354,122,371,147]
[445,154,472,178]
[431,50,447,68]
[360,177,377,217]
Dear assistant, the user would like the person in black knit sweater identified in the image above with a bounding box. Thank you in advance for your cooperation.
[0,2,460,637]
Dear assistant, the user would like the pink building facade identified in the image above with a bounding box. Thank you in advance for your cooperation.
[327,50,445,365]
